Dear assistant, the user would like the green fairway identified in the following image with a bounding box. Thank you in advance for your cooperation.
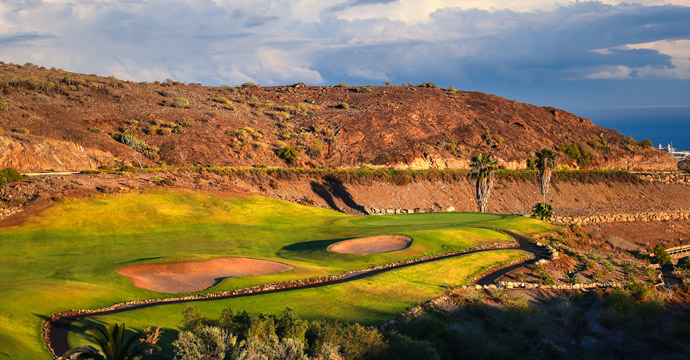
[68,250,528,354]
[0,189,553,359]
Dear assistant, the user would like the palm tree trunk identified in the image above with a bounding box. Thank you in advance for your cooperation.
[540,168,552,203]
[476,176,493,212]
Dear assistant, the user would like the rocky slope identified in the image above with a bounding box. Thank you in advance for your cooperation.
[0,62,676,172]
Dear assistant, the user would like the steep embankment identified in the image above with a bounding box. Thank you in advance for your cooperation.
[1,170,688,222]
[0,62,676,172]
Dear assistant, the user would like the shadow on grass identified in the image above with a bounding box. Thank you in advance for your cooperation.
[277,238,360,261]
[117,256,165,265]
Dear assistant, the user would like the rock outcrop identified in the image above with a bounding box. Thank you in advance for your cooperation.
[0,134,113,172]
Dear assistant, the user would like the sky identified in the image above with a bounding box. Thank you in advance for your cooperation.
[1,0,689,148]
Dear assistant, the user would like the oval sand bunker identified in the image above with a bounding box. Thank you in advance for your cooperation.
[117,257,293,293]
[328,235,412,254]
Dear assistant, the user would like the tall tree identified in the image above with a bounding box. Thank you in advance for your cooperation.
[470,153,497,213]
[535,149,556,203]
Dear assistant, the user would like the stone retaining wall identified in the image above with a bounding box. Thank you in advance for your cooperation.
[637,172,690,186]
[550,209,690,225]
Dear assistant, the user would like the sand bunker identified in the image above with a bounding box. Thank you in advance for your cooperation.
[328,235,412,254]
[117,257,293,293]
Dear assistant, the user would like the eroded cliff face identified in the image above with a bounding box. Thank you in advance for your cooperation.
[0,134,114,172]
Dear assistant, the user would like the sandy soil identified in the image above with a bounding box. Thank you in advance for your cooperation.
[328,235,412,254]
[116,257,293,293]
[587,220,690,250]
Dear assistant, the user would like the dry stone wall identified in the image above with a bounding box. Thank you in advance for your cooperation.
[637,171,690,185]
[551,209,690,225]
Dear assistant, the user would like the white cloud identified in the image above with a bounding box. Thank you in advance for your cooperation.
[590,39,690,79]
[333,0,690,24]
[627,39,690,79]
[585,65,634,79]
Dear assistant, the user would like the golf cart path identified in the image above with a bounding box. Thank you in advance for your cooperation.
[47,229,547,358]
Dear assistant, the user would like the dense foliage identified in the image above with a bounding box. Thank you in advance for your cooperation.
[0,167,22,186]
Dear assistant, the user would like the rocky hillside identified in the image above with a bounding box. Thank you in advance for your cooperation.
[0,62,676,172]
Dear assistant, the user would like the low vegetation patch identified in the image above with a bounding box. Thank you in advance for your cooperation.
[163,97,190,108]
[0,167,22,186]
[276,146,300,165]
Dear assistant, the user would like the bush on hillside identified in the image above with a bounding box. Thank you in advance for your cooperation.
[417,82,437,88]
[0,97,8,110]
[0,167,22,186]
[559,142,591,165]
[212,97,231,104]
[11,128,30,134]
[277,146,300,165]
[164,97,190,108]
[639,139,654,148]
[653,245,672,265]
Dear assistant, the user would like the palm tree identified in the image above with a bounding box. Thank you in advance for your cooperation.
[470,153,497,213]
[535,149,556,204]
[61,323,167,360]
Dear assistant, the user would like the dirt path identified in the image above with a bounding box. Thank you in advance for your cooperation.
[47,229,547,358]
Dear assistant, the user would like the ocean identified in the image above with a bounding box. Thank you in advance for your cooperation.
[573,106,690,151]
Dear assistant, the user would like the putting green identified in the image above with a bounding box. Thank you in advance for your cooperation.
[0,189,553,359]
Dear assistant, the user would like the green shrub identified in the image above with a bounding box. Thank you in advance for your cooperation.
[639,139,654,148]
[277,146,300,165]
[535,264,555,285]
[336,102,349,109]
[212,97,230,104]
[446,86,457,93]
[653,245,672,265]
[558,142,591,165]
[0,97,8,110]
[417,82,437,88]
[531,202,553,220]
[176,119,194,127]
[87,127,101,133]
[0,167,22,186]
[352,86,372,93]
[165,97,190,108]
[111,131,160,160]
[12,128,29,134]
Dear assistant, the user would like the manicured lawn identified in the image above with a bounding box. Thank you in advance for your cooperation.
[0,189,553,359]
[69,250,529,355]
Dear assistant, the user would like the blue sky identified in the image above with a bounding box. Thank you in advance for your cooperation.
[1,0,689,147]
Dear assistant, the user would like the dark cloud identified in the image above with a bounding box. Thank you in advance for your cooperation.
[0,0,687,112]
[0,32,55,45]
[329,0,398,12]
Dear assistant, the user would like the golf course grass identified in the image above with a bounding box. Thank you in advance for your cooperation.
[0,189,554,359]
[68,250,529,355]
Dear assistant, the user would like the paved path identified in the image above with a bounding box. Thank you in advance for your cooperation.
[47,229,547,357]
